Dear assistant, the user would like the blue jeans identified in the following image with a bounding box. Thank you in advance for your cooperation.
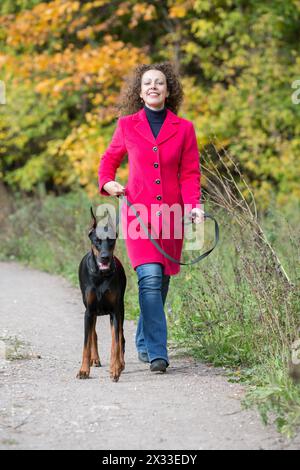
[135,263,171,365]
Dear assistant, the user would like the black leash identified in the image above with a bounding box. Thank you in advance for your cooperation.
[116,195,219,265]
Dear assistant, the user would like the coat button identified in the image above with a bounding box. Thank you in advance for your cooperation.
[155,179,160,184]
[153,146,158,151]
[156,211,162,216]
[154,163,159,168]
[156,195,162,200]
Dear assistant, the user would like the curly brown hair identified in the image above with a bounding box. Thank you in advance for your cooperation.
[115,61,184,117]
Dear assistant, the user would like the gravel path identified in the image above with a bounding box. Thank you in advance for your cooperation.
[0,261,299,450]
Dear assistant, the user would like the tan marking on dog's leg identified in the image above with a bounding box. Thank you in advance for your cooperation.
[86,289,96,305]
[90,316,101,367]
[110,319,123,382]
[118,318,125,372]
[77,342,92,379]
[105,290,118,304]
[77,311,94,379]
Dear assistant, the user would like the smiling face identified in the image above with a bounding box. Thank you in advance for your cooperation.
[139,69,169,110]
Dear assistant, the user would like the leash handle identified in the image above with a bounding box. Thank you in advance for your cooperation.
[116,194,219,265]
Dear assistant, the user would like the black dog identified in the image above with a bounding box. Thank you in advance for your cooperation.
[77,207,126,382]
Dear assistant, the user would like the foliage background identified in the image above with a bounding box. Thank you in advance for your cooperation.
[1,0,300,209]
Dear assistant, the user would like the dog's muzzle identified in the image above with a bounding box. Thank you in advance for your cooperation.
[98,261,110,271]
[97,255,112,271]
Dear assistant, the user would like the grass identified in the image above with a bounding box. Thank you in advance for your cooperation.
[0,334,33,361]
[1,439,19,446]
[0,184,299,437]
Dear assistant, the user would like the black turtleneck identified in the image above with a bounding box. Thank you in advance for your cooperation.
[144,104,167,138]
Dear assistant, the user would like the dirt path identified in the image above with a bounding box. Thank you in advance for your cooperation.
[0,261,299,450]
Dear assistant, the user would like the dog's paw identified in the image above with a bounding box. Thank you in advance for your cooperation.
[90,358,101,367]
[109,366,121,382]
[76,369,90,379]
[110,373,120,383]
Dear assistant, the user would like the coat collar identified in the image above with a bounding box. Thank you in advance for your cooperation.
[131,106,181,145]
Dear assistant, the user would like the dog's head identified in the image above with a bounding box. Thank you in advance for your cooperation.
[88,207,118,273]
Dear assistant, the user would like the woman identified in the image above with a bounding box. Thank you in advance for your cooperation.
[98,62,203,373]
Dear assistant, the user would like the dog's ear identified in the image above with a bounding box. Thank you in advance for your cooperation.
[89,206,97,235]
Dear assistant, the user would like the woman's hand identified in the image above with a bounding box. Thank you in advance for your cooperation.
[189,207,205,224]
[103,181,125,197]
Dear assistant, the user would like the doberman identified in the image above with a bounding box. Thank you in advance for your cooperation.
[77,207,126,382]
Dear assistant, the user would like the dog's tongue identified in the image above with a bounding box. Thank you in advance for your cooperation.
[98,262,110,270]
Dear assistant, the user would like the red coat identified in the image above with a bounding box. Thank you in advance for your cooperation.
[98,106,201,276]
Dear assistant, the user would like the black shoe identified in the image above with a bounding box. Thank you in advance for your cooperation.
[150,359,168,373]
[138,351,150,363]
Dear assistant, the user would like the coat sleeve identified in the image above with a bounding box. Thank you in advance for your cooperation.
[178,121,201,210]
[98,117,127,196]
